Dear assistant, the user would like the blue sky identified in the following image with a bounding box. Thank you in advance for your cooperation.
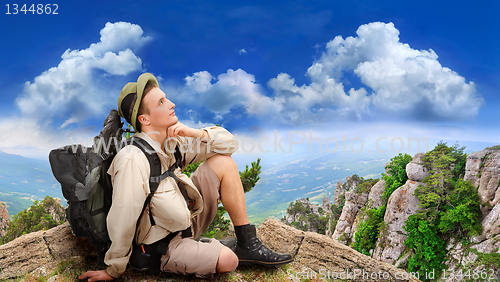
[0,0,498,161]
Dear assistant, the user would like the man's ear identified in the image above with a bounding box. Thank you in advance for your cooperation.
[138,114,150,126]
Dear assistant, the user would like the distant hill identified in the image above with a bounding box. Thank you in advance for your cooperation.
[0,151,63,219]
[245,150,390,224]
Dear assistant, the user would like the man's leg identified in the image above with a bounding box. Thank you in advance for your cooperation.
[188,161,238,274]
[206,154,249,226]
[206,154,293,266]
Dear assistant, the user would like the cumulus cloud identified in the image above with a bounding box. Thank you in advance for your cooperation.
[0,22,150,157]
[170,22,481,126]
[269,22,482,123]
[15,22,151,128]
[174,68,283,116]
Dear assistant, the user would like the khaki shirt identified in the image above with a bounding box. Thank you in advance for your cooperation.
[104,127,238,278]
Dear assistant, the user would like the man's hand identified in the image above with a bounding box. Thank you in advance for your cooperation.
[167,122,206,139]
[79,270,114,282]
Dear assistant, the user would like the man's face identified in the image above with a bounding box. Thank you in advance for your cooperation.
[140,87,178,130]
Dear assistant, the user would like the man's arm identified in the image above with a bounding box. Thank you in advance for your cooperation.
[166,122,239,167]
[166,121,207,139]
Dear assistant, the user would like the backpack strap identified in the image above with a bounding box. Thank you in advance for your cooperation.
[129,137,192,274]
[131,137,191,227]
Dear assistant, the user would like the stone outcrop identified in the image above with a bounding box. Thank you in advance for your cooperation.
[366,179,386,210]
[367,153,426,263]
[0,201,9,237]
[372,180,421,265]
[332,189,370,244]
[405,153,429,182]
[350,179,386,245]
[1,219,422,282]
[333,180,346,206]
[333,176,360,206]
[464,147,500,216]
[0,222,94,280]
[330,176,361,240]
[281,146,500,281]
[321,196,332,211]
[446,154,500,282]
[477,200,500,242]
[258,219,420,281]
[284,197,333,234]
[284,198,317,225]
[331,175,381,244]
[285,147,500,279]
[445,147,500,277]
[43,197,65,223]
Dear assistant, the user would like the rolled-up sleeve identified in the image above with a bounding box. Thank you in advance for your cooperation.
[178,126,239,169]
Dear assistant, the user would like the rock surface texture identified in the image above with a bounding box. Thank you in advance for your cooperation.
[332,190,370,244]
[366,179,386,210]
[0,219,423,281]
[0,222,93,280]
[372,180,421,264]
[284,147,500,281]
[405,153,429,182]
[445,146,500,278]
[258,219,420,281]
[0,201,8,237]
[464,147,500,216]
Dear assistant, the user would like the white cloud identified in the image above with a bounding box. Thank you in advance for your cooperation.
[176,68,283,115]
[173,22,481,125]
[0,22,150,158]
[303,22,482,121]
[15,22,150,127]
[268,72,371,123]
[0,117,96,158]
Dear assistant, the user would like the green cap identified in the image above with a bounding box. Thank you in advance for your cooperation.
[117,73,159,131]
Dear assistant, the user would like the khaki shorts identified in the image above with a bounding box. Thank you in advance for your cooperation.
[160,161,224,278]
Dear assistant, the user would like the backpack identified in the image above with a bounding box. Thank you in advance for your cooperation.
[49,109,187,271]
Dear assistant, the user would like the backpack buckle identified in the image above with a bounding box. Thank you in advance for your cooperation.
[101,151,112,161]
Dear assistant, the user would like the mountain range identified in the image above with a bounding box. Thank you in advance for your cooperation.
[0,138,496,222]
[0,151,63,218]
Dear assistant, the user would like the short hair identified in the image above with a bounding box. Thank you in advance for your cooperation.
[135,82,158,132]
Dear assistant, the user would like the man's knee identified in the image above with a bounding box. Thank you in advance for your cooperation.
[216,246,238,273]
[207,154,238,180]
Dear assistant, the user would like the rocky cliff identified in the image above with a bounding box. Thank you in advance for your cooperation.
[0,219,421,281]
[283,145,500,280]
[0,196,65,245]
[283,197,332,234]
[445,146,500,280]
[371,180,421,265]
[0,201,9,237]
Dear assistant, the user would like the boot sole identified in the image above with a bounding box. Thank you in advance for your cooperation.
[238,257,294,266]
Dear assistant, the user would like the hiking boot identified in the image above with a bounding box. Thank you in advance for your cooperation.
[234,224,293,266]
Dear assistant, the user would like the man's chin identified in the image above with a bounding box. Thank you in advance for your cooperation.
[168,118,179,127]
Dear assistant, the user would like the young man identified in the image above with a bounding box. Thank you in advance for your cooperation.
[79,73,292,281]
